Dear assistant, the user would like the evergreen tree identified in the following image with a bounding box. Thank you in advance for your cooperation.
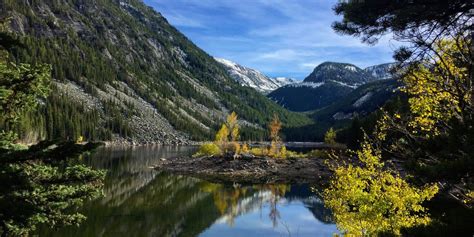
[0,22,105,236]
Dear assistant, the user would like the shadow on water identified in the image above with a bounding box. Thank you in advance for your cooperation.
[37,146,338,237]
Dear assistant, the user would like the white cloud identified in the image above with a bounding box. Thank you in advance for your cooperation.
[164,13,206,28]
[300,62,322,69]
[146,0,401,79]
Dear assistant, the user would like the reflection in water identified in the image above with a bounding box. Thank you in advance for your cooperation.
[38,146,337,237]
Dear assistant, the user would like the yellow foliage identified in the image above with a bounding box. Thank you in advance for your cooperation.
[324,127,337,145]
[229,142,241,155]
[268,141,278,157]
[269,114,282,142]
[241,143,249,153]
[226,112,239,142]
[212,112,241,155]
[250,147,268,157]
[215,124,229,143]
[215,124,229,152]
[324,140,439,236]
[307,149,329,159]
[401,38,470,137]
[194,142,221,157]
[76,136,84,144]
[279,146,287,159]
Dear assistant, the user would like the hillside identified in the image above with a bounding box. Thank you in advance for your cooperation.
[268,81,353,112]
[0,0,310,143]
[311,79,400,122]
[363,63,397,80]
[283,79,400,141]
[215,57,296,93]
[268,62,392,112]
[304,62,376,86]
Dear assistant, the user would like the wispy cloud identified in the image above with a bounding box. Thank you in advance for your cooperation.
[164,13,206,28]
[144,0,400,80]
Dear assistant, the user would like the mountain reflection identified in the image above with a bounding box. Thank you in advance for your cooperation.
[38,146,337,237]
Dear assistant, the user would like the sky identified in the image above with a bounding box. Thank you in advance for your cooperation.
[143,0,400,80]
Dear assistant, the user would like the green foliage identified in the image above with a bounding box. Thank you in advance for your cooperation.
[332,0,469,45]
[0,141,106,236]
[1,0,311,142]
[0,57,51,145]
[0,24,105,236]
[324,140,439,236]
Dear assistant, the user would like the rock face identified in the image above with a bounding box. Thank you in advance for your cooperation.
[268,62,396,112]
[215,58,296,93]
[2,0,306,144]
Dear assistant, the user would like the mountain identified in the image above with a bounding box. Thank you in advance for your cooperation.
[1,0,310,143]
[272,77,297,86]
[364,63,397,80]
[268,81,353,112]
[268,62,394,112]
[304,62,376,87]
[312,79,400,122]
[283,79,400,141]
[215,58,296,93]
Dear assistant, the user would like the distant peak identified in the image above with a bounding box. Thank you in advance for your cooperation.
[215,57,296,93]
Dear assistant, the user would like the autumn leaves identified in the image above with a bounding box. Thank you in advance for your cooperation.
[195,112,288,158]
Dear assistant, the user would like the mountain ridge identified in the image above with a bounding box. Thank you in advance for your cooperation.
[268,61,395,112]
[1,0,310,143]
[214,57,296,93]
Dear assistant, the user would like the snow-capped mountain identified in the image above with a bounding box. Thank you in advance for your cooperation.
[272,77,298,86]
[304,62,376,87]
[215,58,296,93]
[363,63,397,80]
[268,62,397,112]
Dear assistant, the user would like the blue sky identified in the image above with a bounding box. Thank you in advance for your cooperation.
[143,0,399,80]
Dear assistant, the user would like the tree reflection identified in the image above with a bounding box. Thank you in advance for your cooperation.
[201,183,290,227]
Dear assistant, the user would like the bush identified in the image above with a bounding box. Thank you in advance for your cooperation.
[307,149,329,159]
[324,127,337,145]
[194,142,221,157]
[250,147,268,157]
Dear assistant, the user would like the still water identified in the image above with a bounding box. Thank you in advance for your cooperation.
[38,146,338,237]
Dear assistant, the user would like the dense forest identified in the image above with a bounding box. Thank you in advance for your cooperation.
[0,0,310,143]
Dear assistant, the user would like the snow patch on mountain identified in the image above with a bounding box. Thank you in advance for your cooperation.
[273,77,298,86]
[284,82,325,89]
[364,63,397,80]
[326,80,359,89]
[344,65,358,72]
[215,57,296,93]
[353,92,373,108]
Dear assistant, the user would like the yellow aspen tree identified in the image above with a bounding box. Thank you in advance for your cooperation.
[268,114,284,158]
[215,124,229,153]
[402,38,471,137]
[324,139,438,236]
[226,112,240,154]
[324,127,337,145]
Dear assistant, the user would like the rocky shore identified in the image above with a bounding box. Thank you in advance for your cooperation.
[153,154,332,184]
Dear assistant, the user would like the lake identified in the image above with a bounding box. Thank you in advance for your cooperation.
[38,146,338,237]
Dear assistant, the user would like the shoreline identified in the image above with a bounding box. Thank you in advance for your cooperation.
[153,154,332,184]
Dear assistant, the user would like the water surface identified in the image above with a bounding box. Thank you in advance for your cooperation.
[38,146,338,237]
